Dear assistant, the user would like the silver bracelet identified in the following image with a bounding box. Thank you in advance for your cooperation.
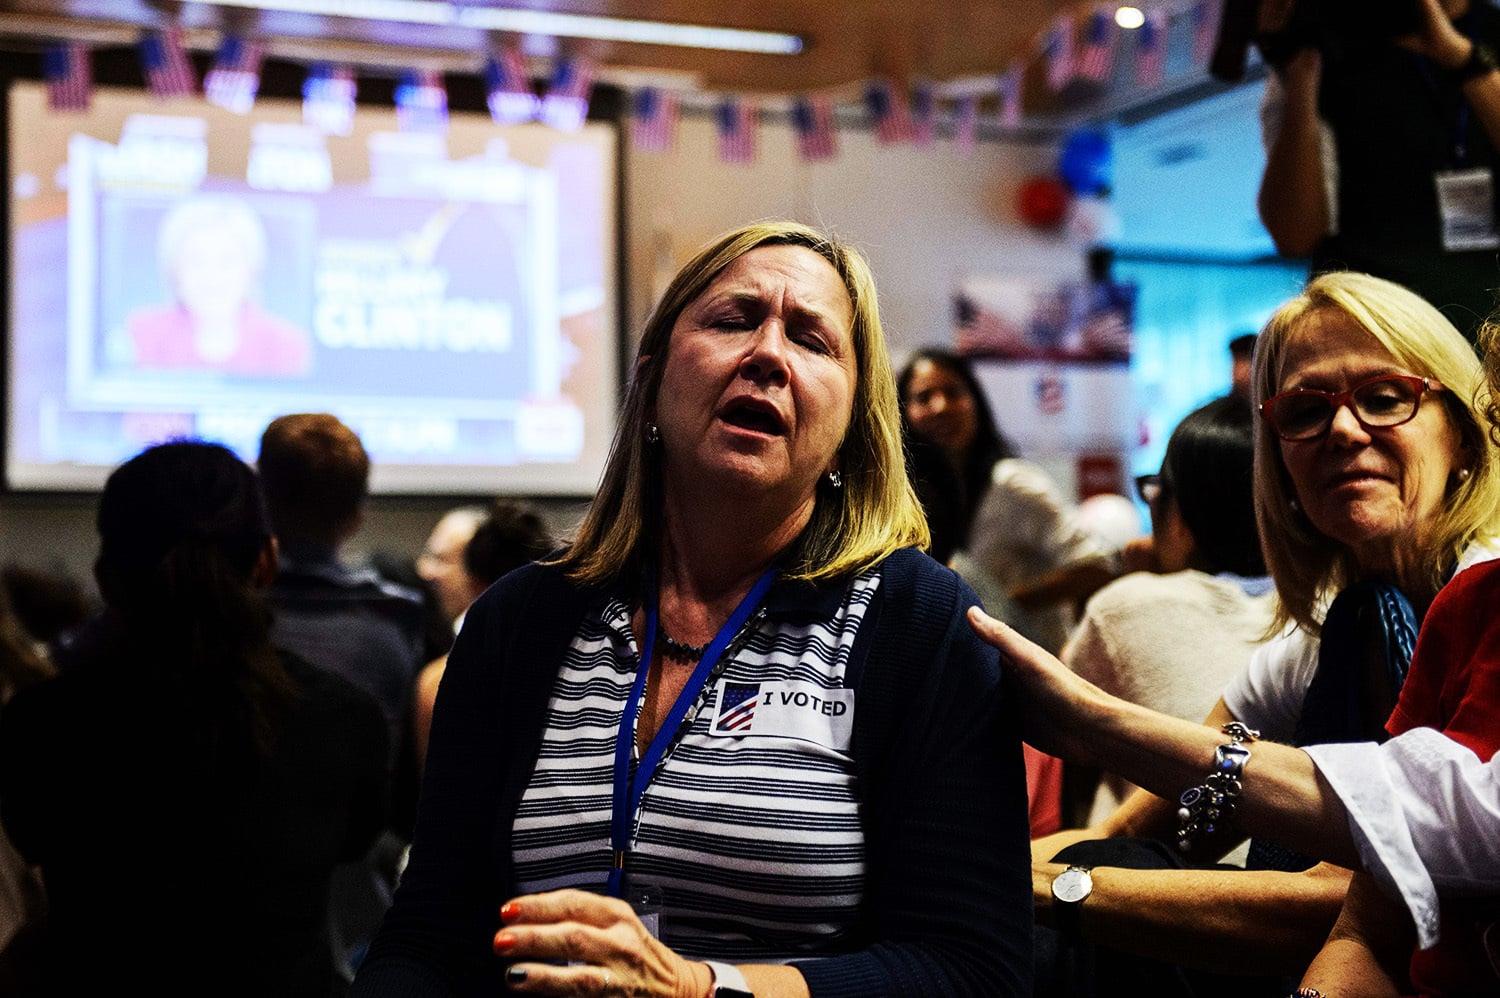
[1176,721,1259,852]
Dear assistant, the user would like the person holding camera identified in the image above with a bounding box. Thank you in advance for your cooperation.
[1258,0,1500,339]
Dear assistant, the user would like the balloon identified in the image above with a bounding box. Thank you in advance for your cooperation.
[1017,175,1070,229]
[1059,128,1111,195]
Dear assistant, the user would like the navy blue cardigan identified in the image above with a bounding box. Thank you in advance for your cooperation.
[354,548,1033,997]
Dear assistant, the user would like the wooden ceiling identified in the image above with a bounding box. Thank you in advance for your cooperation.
[0,0,1224,125]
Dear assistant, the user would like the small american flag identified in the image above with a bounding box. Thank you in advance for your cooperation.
[791,93,837,162]
[954,94,979,153]
[204,35,263,114]
[1044,15,1075,92]
[396,69,448,133]
[1191,0,1222,66]
[632,88,679,152]
[716,96,757,164]
[715,683,760,733]
[540,57,594,131]
[909,82,935,146]
[484,47,537,124]
[998,63,1023,129]
[43,42,92,112]
[303,63,356,135]
[1076,10,1117,83]
[138,27,196,100]
[1135,10,1168,87]
[864,78,910,144]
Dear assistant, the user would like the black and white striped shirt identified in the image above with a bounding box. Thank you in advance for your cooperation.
[511,567,881,962]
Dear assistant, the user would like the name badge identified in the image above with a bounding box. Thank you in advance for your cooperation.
[1435,168,1500,250]
[709,680,854,750]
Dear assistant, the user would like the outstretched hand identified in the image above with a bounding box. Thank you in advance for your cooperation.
[494,889,709,997]
[967,605,1114,766]
[1398,0,1473,69]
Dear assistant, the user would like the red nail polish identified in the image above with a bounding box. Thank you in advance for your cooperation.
[493,931,516,953]
[500,901,520,921]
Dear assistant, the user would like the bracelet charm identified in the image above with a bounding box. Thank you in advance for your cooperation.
[1176,722,1259,852]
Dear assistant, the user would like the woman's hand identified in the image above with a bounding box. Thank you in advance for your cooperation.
[494,890,711,997]
[967,606,1114,765]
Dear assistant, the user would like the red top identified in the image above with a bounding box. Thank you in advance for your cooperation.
[128,303,312,377]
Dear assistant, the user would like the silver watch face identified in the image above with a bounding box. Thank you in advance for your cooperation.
[1052,867,1093,904]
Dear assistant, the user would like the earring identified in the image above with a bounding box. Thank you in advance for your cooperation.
[1289,497,1300,512]
[646,422,660,445]
[826,469,843,489]
[1458,467,1474,483]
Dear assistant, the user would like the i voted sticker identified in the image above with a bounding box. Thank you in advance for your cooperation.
[709,680,854,750]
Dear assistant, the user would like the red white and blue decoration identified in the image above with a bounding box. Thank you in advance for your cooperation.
[540,57,595,131]
[395,69,448,133]
[204,35,264,114]
[43,42,92,112]
[791,94,838,161]
[864,78,911,144]
[303,63,356,135]
[632,87,680,152]
[484,47,539,125]
[716,96,758,164]
[138,27,196,100]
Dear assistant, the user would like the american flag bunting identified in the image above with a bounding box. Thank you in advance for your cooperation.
[1076,10,1117,83]
[864,78,910,144]
[716,96,757,164]
[631,88,679,152]
[395,69,448,133]
[138,27,196,99]
[303,63,356,135]
[484,48,538,124]
[909,82,935,146]
[954,94,979,153]
[1135,9,1168,86]
[998,63,1023,129]
[1044,15,1075,92]
[43,42,92,112]
[1191,0,1222,66]
[540,57,595,131]
[791,93,837,161]
[204,35,263,114]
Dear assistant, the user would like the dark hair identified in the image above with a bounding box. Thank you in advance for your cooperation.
[1228,333,1258,360]
[902,422,966,564]
[463,500,554,586]
[257,413,369,546]
[1159,396,1265,578]
[896,347,1017,540]
[96,440,292,754]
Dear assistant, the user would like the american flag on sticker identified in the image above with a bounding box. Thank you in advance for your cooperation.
[864,79,910,144]
[792,94,837,161]
[715,683,760,733]
[204,35,263,114]
[1191,0,1222,66]
[1135,10,1167,87]
[396,70,448,133]
[138,27,196,99]
[909,82,935,146]
[303,63,356,135]
[716,96,757,164]
[954,93,978,153]
[43,42,92,112]
[632,88,679,152]
[540,57,594,131]
[1044,15,1075,91]
[998,63,1023,129]
[1076,10,1117,83]
[484,47,538,124]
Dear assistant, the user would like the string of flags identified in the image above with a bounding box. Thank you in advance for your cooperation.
[38,0,1225,164]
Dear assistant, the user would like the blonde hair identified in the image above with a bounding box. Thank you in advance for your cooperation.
[558,221,929,585]
[1254,271,1500,635]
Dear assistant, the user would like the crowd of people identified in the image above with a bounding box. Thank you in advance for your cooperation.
[0,193,1498,998]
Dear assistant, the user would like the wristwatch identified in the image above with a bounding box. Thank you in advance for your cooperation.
[1050,864,1094,937]
[704,961,755,998]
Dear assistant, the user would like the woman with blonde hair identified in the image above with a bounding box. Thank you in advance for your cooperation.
[355,222,1034,997]
[1013,271,1500,996]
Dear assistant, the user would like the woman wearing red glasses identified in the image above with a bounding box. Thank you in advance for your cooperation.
[1018,271,1500,998]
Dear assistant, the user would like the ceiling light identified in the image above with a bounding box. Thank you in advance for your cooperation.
[196,0,803,54]
[1115,6,1146,30]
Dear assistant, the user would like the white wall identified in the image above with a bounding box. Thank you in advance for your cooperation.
[1,112,1075,591]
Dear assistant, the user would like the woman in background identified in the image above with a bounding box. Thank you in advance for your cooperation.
[899,347,1106,652]
[0,441,387,996]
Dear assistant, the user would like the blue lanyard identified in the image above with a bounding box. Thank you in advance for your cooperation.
[606,566,777,897]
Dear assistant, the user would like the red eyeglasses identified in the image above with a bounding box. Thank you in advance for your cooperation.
[1259,374,1445,442]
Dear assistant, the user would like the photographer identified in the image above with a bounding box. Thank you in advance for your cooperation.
[1258,0,1500,338]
